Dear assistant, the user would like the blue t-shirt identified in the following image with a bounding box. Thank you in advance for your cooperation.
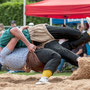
[86,43,90,56]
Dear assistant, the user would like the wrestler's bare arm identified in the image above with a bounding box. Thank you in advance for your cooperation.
[10,27,36,52]
[19,26,29,31]
[6,38,19,51]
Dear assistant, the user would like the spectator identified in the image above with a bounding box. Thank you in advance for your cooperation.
[72,44,87,57]
[11,20,16,27]
[85,42,90,56]
[56,59,65,73]
[28,22,34,27]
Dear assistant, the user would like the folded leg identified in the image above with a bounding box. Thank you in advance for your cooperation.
[35,48,61,73]
[62,32,90,50]
[46,25,81,40]
[44,40,79,66]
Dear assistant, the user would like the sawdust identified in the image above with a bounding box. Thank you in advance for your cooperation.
[70,57,90,80]
[0,73,90,90]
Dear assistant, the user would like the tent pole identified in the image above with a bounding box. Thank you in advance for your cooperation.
[64,19,66,25]
[23,0,26,26]
[64,16,67,26]
[81,18,84,25]
[50,18,52,26]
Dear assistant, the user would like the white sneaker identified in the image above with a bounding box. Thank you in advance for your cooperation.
[35,77,50,85]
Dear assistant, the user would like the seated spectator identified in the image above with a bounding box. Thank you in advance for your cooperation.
[85,42,90,56]
[72,44,87,57]
[56,59,65,73]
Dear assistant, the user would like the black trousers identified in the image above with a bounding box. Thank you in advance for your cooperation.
[34,26,90,68]
[45,26,90,66]
[35,48,61,73]
[62,32,90,50]
[44,40,79,66]
[46,25,90,50]
[46,25,81,40]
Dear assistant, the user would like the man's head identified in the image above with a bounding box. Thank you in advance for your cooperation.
[11,20,16,27]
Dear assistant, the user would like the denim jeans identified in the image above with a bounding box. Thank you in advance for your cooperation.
[57,59,65,72]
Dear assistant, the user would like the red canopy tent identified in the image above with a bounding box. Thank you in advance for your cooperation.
[25,0,90,19]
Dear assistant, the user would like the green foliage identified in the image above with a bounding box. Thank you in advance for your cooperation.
[27,16,49,25]
[0,2,49,26]
[54,72,72,76]
[62,62,77,72]
[0,0,23,3]
[0,0,42,4]
[0,2,23,25]
[0,0,10,3]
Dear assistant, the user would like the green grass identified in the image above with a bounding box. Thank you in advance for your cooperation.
[0,71,7,74]
[53,72,72,76]
[0,71,72,76]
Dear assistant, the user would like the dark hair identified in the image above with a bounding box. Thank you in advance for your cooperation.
[11,20,16,24]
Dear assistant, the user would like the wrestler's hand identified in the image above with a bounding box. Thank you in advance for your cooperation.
[23,26,29,29]
[20,26,29,31]
[27,44,36,52]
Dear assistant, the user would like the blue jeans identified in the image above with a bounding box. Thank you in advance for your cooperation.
[57,59,65,72]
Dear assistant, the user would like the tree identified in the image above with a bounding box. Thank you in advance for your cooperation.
[28,0,42,2]
[0,0,10,3]
[0,0,23,3]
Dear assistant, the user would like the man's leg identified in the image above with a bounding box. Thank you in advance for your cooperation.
[46,25,81,40]
[62,32,90,50]
[62,17,90,50]
[35,48,61,74]
[57,59,65,72]
[35,48,61,84]
[44,40,79,66]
